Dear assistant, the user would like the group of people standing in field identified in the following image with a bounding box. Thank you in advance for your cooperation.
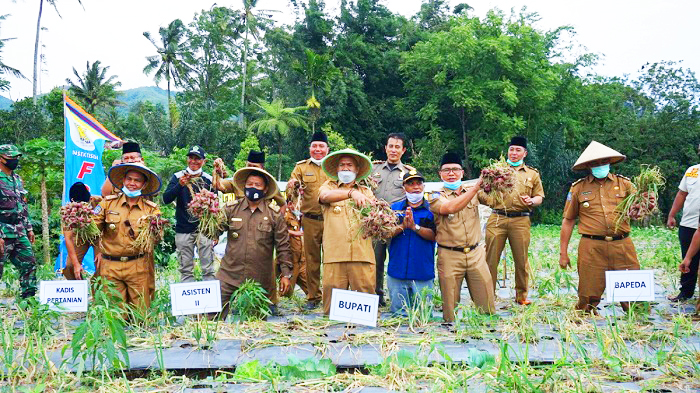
[0,132,698,320]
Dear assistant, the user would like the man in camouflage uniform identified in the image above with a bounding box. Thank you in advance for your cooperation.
[0,144,37,298]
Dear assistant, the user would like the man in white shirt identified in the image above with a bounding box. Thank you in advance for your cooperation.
[667,152,700,302]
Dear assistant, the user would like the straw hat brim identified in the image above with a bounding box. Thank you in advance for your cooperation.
[321,149,372,181]
[232,167,279,200]
[108,164,162,196]
[572,141,626,171]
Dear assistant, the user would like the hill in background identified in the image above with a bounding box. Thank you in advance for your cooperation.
[0,86,169,112]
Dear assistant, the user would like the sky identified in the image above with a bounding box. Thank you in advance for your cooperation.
[2,0,700,101]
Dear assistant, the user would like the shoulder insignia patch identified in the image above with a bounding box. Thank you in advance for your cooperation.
[571,178,584,187]
[566,191,572,201]
[404,164,416,171]
[145,200,158,208]
[296,159,307,165]
[617,174,631,181]
[92,205,103,215]
[372,160,384,165]
[105,194,119,201]
[428,191,441,201]
[269,201,280,212]
[528,166,539,173]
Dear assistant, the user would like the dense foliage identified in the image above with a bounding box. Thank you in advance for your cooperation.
[1,0,699,260]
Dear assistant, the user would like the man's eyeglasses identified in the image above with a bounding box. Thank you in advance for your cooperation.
[439,167,463,174]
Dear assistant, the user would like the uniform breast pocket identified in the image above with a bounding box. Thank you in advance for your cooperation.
[579,192,597,207]
[393,179,404,188]
[0,189,18,210]
[686,177,698,192]
[229,220,243,239]
[524,179,534,193]
[104,213,122,236]
[256,221,273,241]
[303,173,317,184]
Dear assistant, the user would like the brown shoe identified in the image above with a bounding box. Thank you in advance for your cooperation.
[516,299,532,306]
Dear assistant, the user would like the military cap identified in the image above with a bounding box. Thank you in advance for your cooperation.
[0,144,22,157]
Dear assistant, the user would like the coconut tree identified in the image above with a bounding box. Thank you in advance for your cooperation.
[292,48,340,132]
[143,19,191,130]
[66,60,122,114]
[248,99,308,178]
[0,14,26,92]
[32,0,83,103]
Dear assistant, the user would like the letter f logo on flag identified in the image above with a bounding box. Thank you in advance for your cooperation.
[77,161,95,179]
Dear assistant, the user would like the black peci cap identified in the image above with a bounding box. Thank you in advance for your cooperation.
[122,141,141,155]
[69,182,91,203]
[510,136,527,149]
[440,152,462,167]
[247,150,265,164]
[311,131,328,144]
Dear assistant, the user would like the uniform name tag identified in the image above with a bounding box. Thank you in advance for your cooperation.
[605,270,655,302]
[329,289,379,327]
[170,280,222,315]
[231,218,242,222]
[40,280,88,312]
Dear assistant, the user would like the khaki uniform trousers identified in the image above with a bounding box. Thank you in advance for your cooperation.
[63,241,92,280]
[218,279,239,319]
[485,214,531,301]
[271,236,309,301]
[302,216,324,302]
[437,245,495,322]
[99,256,152,312]
[322,262,375,315]
[577,236,639,311]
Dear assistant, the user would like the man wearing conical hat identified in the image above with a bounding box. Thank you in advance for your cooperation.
[288,131,330,310]
[93,163,162,312]
[478,136,544,305]
[213,150,286,208]
[428,153,495,321]
[215,167,292,319]
[560,141,640,313]
[318,148,378,315]
[100,141,145,197]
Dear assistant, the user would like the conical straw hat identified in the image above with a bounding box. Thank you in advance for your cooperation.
[108,163,162,196]
[321,148,372,181]
[232,167,279,200]
[572,141,626,171]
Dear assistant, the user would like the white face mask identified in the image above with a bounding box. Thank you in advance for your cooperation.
[186,167,203,175]
[405,191,423,204]
[310,157,323,166]
[337,170,357,184]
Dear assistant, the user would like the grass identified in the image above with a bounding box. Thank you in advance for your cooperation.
[0,225,699,392]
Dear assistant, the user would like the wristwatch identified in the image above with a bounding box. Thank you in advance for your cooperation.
[414,224,421,231]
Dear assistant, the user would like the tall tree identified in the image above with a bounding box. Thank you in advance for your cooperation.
[66,60,122,114]
[292,48,340,132]
[32,0,83,104]
[248,98,308,178]
[0,14,26,92]
[143,19,191,130]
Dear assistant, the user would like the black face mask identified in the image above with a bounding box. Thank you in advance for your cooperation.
[245,187,265,202]
[4,158,19,171]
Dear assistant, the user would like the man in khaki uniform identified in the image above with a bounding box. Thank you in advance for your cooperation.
[371,133,414,306]
[63,182,101,280]
[319,148,377,315]
[213,150,286,207]
[100,141,145,197]
[478,136,544,305]
[94,163,162,312]
[429,153,495,322]
[560,141,639,313]
[288,132,330,309]
[216,167,292,319]
[278,198,308,297]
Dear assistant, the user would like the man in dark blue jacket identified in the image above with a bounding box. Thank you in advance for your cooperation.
[388,170,436,315]
[162,146,215,282]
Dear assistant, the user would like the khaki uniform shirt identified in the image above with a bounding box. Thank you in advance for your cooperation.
[284,209,303,253]
[289,159,328,215]
[94,193,161,257]
[478,164,545,211]
[319,180,376,264]
[429,184,482,247]
[563,173,635,236]
[218,178,286,208]
[371,161,415,204]
[218,198,292,290]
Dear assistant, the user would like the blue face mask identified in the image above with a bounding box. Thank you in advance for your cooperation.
[443,180,462,190]
[122,186,142,198]
[507,159,523,167]
[591,164,610,179]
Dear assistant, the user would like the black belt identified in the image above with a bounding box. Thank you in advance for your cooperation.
[103,254,145,262]
[438,244,478,253]
[304,213,324,221]
[0,215,19,225]
[581,233,629,242]
[493,210,530,217]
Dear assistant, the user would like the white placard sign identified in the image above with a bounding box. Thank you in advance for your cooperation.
[40,280,88,312]
[170,280,222,316]
[329,289,379,327]
[605,270,655,302]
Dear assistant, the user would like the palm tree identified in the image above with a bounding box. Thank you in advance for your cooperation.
[238,0,259,128]
[66,60,122,114]
[292,48,340,132]
[32,0,83,104]
[143,19,191,130]
[248,99,308,178]
[0,14,26,92]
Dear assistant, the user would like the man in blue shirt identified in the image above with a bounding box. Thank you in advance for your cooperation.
[387,170,437,315]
